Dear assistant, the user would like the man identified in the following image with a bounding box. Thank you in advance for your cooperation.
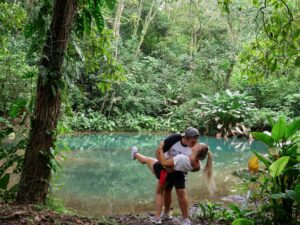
[155,127,200,225]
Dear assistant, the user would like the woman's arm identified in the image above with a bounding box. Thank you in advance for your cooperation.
[157,149,175,167]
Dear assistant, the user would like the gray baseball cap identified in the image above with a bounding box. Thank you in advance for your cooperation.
[181,127,200,138]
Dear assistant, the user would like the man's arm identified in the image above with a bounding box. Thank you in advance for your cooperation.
[157,149,175,167]
[155,141,164,162]
[155,141,174,167]
[156,133,181,161]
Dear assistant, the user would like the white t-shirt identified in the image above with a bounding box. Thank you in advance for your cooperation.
[165,141,192,159]
[163,134,192,159]
[173,154,193,172]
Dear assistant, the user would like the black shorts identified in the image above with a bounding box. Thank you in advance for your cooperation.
[153,162,186,189]
[165,171,186,189]
[153,161,164,179]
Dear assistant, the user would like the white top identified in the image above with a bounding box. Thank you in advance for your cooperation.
[173,154,193,172]
[164,141,192,159]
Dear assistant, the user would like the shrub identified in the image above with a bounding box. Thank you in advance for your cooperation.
[249,117,300,224]
[197,90,256,136]
[65,111,181,132]
[244,108,291,132]
[0,117,26,202]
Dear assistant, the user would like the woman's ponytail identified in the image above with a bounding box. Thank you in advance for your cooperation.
[203,151,216,196]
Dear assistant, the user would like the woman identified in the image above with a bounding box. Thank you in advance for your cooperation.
[130,143,215,224]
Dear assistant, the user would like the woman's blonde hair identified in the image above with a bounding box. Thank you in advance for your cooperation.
[194,144,216,195]
[203,150,216,196]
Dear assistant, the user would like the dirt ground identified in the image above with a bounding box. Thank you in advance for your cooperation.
[0,204,229,225]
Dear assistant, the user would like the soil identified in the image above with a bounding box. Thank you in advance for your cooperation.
[0,204,229,225]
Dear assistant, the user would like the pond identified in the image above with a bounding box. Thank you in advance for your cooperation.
[53,133,267,217]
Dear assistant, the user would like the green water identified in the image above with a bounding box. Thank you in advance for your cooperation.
[53,133,267,216]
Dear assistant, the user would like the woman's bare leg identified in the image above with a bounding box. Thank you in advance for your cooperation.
[132,149,164,222]
[155,181,164,219]
[135,152,157,174]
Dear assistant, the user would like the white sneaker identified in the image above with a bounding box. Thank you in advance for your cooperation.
[130,146,138,160]
[160,212,173,221]
[181,218,191,225]
[150,216,162,224]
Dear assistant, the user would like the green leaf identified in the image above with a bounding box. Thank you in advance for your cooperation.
[0,117,12,127]
[285,189,300,204]
[252,132,274,147]
[0,127,14,140]
[292,29,300,40]
[9,99,27,118]
[286,118,300,137]
[104,0,116,10]
[83,9,92,34]
[232,218,254,225]
[266,116,275,127]
[0,174,10,190]
[252,0,259,7]
[271,117,286,141]
[295,56,300,67]
[74,14,84,37]
[270,192,286,200]
[92,4,104,33]
[293,184,300,204]
[225,89,233,97]
[270,58,277,72]
[269,156,290,177]
[286,144,298,157]
[252,150,272,168]
[229,204,241,214]
[24,23,34,38]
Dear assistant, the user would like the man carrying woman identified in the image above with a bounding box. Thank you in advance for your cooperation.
[131,127,215,225]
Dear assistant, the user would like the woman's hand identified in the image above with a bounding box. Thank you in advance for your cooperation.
[191,160,200,172]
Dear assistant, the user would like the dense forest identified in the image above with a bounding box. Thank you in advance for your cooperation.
[0,0,300,224]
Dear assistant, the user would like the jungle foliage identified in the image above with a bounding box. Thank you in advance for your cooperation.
[62,0,300,134]
[1,0,300,135]
[0,0,300,223]
[228,117,300,225]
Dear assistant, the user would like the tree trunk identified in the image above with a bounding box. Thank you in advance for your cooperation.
[223,61,235,89]
[16,0,76,204]
[133,0,144,38]
[189,0,202,56]
[135,0,161,56]
[113,0,124,58]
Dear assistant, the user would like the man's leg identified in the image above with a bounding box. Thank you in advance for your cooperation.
[173,172,190,224]
[176,188,189,220]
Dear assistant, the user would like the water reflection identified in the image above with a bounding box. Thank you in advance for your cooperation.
[53,133,267,216]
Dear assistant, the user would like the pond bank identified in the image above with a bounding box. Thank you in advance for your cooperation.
[0,204,229,225]
[59,130,252,140]
[54,132,263,216]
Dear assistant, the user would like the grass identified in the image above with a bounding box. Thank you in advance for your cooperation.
[45,196,73,214]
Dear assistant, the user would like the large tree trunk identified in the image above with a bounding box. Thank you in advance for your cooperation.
[113,0,124,58]
[223,61,235,89]
[135,0,162,56]
[188,0,202,57]
[133,0,144,38]
[16,0,76,204]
